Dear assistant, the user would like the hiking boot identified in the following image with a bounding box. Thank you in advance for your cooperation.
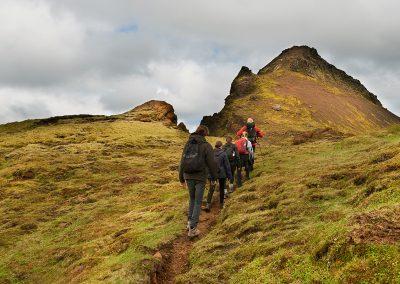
[188,227,200,238]
[229,183,234,193]
[205,203,211,212]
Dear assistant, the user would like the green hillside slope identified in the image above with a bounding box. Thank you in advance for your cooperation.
[178,127,400,283]
[0,114,188,283]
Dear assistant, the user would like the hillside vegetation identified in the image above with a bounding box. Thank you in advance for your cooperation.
[0,113,189,283]
[178,126,400,283]
[1,47,400,283]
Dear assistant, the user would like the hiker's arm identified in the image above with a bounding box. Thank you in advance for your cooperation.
[236,126,246,137]
[224,154,233,181]
[205,144,218,180]
[178,145,187,183]
[255,126,264,138]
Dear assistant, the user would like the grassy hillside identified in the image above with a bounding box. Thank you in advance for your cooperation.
[178,126,400,283]
[0,118,189,283]
[1,98,399,283]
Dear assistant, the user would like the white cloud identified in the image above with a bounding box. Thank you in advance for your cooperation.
[0,0,85,86]
[0,87,107,123]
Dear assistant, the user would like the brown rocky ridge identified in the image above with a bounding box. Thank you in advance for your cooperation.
[201,45,400,140]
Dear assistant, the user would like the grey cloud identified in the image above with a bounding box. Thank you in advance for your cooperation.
[0,0,400,125]
[0,101,51,123]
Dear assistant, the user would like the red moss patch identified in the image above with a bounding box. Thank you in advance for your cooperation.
[350,207,400,244]
[293,128,346,145]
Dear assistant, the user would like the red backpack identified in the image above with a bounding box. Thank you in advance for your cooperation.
[235,137,248,155]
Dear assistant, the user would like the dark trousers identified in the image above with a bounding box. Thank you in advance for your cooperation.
[237,154,250,187]
[228,161,237,184]
[206,178,226,205]
[186,179,206,229]
[250,144,256,171]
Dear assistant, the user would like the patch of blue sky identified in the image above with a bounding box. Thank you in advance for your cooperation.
[117,23,139,33]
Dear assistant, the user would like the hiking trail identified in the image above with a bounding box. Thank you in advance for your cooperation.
[152,199,221,283]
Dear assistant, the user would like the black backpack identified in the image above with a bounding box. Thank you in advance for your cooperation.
[247,126,257,143]
[214,151,225,175]
[182,138,205,174]
[224,144,235,162]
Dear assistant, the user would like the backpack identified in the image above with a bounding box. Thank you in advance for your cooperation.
[247,126,257,143]
[236,138,248,155]
[214,150,225,175]
[223,144,235,162]
[182,138,205,174]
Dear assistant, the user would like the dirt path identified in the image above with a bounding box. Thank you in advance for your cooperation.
[153,199,220,283]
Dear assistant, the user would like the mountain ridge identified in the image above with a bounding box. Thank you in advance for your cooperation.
[202,45,400,139]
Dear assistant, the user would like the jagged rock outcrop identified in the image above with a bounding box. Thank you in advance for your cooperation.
[122,100,178,126]
[177,122,189,132]
[226,66,256,103]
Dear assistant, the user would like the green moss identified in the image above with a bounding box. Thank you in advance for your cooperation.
[0,120,189,283]
[179,130,400,283]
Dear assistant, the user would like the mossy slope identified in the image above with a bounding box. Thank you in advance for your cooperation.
[0,106,188,283]
[178,126,400,283]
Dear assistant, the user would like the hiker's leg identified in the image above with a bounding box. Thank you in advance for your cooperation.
[244,155,250,179]
[237,159,243,187]
[229,163,236,192]
[250,145,255,171]
[206,180,215,205]
[190,181,205,229]
[186,180,196,222]
[249,156,254,171]
[219,178,226,205]
[229,162,235,184]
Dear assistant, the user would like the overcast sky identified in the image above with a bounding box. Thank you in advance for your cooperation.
[1,0,399,129]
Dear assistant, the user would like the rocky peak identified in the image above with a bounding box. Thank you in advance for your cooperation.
[122,100,178,125]
[258,45,381,105]
[258,45,330,75]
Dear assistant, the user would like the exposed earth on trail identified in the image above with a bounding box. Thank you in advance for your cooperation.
[153,199,221,284]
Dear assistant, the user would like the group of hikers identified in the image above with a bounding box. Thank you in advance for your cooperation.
[179,118,264,238]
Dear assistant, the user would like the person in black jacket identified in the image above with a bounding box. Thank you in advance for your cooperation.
[179,125,218,238]
[205,141,232,211]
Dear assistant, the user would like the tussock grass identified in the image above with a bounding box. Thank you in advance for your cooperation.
[0,119,189,283]
[178,128,400,283]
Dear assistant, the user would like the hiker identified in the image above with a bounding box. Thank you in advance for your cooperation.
[205,141,233,211]
[222,136,240,193]
[236,118,264,170]
[235,132,253,187]
[179,125,218,238]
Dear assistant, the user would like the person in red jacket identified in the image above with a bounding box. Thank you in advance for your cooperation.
[236,118,264,170]
[236,118,264,150]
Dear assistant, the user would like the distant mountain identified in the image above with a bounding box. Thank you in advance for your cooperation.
[202,46,400,138]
